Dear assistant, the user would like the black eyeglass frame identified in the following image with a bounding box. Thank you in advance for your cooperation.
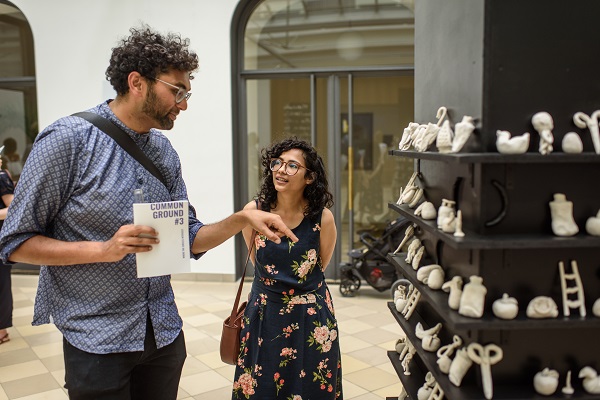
[269,158,311,176]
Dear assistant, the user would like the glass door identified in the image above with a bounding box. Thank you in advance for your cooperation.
[335,75,415,276]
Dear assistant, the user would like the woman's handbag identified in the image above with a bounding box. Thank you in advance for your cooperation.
[220,231,256,365]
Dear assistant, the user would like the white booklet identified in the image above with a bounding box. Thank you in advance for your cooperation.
[133,200,191,278]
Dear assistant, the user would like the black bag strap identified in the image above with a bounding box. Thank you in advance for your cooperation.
[72,111,167,187]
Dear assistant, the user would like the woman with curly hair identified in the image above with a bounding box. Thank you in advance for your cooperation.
[233,138,343,399]
[0,25,296,400]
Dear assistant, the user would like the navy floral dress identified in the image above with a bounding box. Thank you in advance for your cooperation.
[232,211,343,399]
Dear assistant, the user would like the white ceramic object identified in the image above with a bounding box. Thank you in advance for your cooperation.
[454,210,465,237]
[436,120,454,153]
[426,268,445,290]
[442,276,463,310]
[437,199,456,228]
[415,201,437,220]
[458,275,487,318]
[579,366,600,394]
[405,238,421,264]
[450,116,475,153]
[558,260,586,317]
[562,132,583,153]
[492,293,519,320]
[393,224,416,254]
[550,193,579,237]
[417,372,436,400]
[399,122,420,150]
[562,370,574,395]
[585,210,600,236]
[398,386,408,400]
[533,368,559,395]
[526,296,559,319]
[395,297,408,313]
[436,335,463,374]
[448,348,473,387]
[415,322,442,339]
[412,246,425,270]
[467,343,503,400]
[417,264,444,289]
[593,298,600,317]
[395,337,407,354]
[422,334,441,352]
[417,386,432,400]
[496,130,530,154]
[414,123,440,152]
[441,212,457,233]
[397,172,419,205]
[532,111,554,155]
[414,107,448,152]
[395,337,406,354]
[573,110,600,154]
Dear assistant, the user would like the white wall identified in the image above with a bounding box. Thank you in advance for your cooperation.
[13,0,242,277]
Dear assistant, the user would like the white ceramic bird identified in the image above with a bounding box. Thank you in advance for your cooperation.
[579,366,600,394]
[496,130,530,154]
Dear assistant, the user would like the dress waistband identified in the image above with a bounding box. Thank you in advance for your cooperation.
[250,282,325,304]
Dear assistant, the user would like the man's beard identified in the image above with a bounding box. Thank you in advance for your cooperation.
[143,87,174,130]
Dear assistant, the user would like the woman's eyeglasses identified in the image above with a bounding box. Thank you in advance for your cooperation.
[269,158,310,176]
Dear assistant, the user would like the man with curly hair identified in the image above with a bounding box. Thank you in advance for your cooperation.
[0,25,296,400]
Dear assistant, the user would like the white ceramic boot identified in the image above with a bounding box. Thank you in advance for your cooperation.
[549,193,579,237]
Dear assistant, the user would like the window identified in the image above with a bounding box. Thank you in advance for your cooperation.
[0,1,37,183]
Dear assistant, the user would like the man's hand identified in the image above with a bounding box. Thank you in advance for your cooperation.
[101,225,159,262]
[243,209,299,244]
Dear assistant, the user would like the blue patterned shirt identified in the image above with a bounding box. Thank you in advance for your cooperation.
[0,101,204,353]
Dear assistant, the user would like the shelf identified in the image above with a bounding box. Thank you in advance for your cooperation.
[387,350,425,399]
[389,149,600,164]
[388,254,600,331]
[388,203,600,249]
[387,302,600,399]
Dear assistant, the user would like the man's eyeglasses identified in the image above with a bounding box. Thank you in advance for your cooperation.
[153,78,192,103]
[269,158,310,176]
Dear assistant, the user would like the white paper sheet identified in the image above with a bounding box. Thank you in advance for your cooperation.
[133,200,191,278]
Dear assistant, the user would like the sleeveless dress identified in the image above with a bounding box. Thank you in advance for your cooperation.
[232,210,343,400]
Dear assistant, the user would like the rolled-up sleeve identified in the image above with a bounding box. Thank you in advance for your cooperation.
[0,121,81,263]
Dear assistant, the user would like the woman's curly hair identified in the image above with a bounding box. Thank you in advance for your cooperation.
[257,137,334,222]
[105,25,199,95]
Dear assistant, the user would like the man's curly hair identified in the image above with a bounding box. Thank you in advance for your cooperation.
[106,25,199,95]
[257,137,334,222]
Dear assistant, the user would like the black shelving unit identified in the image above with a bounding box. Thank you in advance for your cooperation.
[383,1,600,398]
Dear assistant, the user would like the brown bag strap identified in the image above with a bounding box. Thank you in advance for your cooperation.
[229,231,257,320]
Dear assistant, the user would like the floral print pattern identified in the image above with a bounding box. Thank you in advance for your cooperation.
[232,213,342,399]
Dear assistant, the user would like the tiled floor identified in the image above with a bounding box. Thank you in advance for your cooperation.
[0,274,405,400]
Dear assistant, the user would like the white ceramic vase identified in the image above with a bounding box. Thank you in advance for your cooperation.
[437,199,456,228]
[448,348,473,386]
[458,275,487,318]
[549,193,579,237]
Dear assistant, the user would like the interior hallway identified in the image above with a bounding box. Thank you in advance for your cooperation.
[0,274,404,399]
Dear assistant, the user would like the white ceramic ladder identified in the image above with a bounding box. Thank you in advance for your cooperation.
[558,260,586,317]
[402,289,421,320]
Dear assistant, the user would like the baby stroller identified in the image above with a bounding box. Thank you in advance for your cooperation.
[339,216,412,297]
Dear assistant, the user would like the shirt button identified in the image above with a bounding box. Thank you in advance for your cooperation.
[138,178,143,184]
